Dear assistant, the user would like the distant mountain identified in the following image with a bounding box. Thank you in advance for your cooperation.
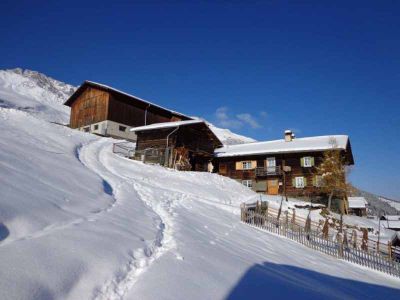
[0,68,76,123]
[0,68,255,145]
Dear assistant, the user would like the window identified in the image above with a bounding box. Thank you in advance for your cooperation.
[266,157,276,173]
[242,161,252,170]
[295,176,305,188]
[302,156,313,167]
[119,125,127,132]
[314,175,323,187]
[83,127,90,132]
[94,124,99,130]
[242,180,253,188]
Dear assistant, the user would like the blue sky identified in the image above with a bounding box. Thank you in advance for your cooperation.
[1,1,399,199]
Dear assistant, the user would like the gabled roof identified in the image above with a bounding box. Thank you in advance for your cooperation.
[215,135,353,163]
[131,120,223,147]
[348,197,368,209]
[64,80,191,120]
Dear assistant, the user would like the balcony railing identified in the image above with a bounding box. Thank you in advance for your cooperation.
[255,166,282,176]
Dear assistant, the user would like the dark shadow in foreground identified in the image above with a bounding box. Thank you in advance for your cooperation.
[225,262,400,300]
[0,223,9,241]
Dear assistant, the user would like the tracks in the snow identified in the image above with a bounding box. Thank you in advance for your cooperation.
[79,138,178,300]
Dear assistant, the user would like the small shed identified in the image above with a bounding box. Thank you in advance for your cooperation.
[347,197,368,216]
[131,120,223,171]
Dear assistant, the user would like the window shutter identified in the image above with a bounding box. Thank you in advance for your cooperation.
[312,176,317,186]
[235,162,242,170]
[311,157,315,166]
[292,178,296,187]
[303,177,307,187]
[300,157,305,167]
[251,160,257,169]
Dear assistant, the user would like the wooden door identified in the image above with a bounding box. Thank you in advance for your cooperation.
[267,179,279,195]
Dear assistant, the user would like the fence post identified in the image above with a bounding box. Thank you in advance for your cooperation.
[337,233,344,258]
[352,230,357,249]
[322,219,329,240]
[388,241,392,260]
[361,228,368,252]
[291,209,296,229]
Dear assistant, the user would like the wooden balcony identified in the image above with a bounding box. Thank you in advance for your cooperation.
[255,166,282,177]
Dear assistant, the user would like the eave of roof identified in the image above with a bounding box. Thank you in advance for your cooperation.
[131,120,223,147]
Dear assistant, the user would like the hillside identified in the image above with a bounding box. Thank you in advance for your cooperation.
[350,186,400,216]
[0,68,399,300]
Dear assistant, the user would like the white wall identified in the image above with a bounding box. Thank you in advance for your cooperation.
[77,120,137,141]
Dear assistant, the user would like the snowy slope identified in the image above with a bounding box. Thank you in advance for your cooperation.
[0,69,399,300]
[0,68,75,123]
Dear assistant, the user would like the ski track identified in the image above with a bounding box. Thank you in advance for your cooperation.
[79,138,180,300]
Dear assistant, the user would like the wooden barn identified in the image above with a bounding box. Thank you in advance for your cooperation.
[214,130,354,199]
[64,81,191,141]
[131,120,222,171]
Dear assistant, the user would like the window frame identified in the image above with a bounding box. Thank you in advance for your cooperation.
[119,125,127,132]
[315,175,323,187]
[303,156,313,167]
[295,176,305,188]
[242,161,252,170]
[242,180,253,188]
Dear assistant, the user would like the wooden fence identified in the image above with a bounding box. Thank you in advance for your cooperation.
[241,204,400,278]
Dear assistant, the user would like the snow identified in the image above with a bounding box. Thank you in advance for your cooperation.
[130,119,204,132]
[215,135,349,157]
[380,197,400,212]
[0,68,399,300]
[207,122,257,145]
[348,197,368,208]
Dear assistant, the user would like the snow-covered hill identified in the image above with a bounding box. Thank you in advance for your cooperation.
[0,68,399,300]
[0,68,75,123]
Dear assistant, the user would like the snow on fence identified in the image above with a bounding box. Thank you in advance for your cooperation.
[240,204,400,278]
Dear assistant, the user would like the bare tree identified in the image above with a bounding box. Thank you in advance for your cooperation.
[317,137,349,211]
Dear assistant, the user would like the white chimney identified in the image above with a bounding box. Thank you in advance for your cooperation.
[284,130,293,142]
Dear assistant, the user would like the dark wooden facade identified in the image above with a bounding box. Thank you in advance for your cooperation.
[135,122,222,171]
[65,81,191,129]
[214,149,353,198]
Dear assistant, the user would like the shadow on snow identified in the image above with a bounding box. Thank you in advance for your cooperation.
[225,262,400,300]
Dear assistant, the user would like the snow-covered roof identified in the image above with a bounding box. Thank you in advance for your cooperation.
[130,120,204,132]
[215,135,350,157]
[65,81,191,119]
[382,215,400,221]
[348,197,368,209]
[382,221,400,229]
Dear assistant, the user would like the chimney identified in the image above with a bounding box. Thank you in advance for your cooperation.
[284,130,293,142]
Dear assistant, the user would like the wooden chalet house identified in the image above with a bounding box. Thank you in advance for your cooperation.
[214,130,354,198]
[131,120,222,171]
[64,81,191,141]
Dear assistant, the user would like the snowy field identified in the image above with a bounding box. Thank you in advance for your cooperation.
[1,69,399,300]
